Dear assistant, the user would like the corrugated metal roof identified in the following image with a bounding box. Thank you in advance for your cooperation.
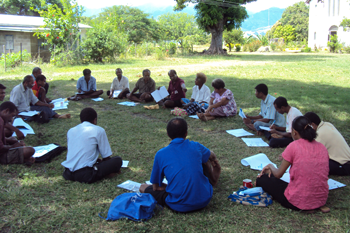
[0,14,92,30]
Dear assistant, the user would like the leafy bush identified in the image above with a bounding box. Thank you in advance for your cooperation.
[327,35,342,53]
[235,44,241,52]
[246,40,261,52]
[50,49,84,66]
[301,47,311,53]
[243,44,249,52]
[0,50,31,68]
[256,34,268,46]
[154,47,166,60]
[343,46,350,54]
[270,42,277,51]
[169,42,177,55]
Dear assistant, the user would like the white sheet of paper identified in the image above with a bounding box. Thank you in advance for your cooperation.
[122,160,129,168]
[32,144,59,158]
[118,101,137,107]
[280,173,346,190]
[259,126,271,131]
[12,118,35,135]
[242,138,269,147]
[239,108,246,119]
[50,98,66,103]
[151,86,169,103]
[18,111,40,117]
[189,115,199,119]
[145,178,168,185]
[226,128,254,137]
[113,90,122,98]
[52,101,69,111]
[241,153,277,170]
[117,180,141,192]
[92,97,104,102]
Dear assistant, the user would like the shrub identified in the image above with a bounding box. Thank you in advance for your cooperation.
[246,40,261,52]
[169,42,177,55]
[301,47,311,53]
[235,44,241,52]
[0,50,31,68]
[270,42,277,51]
[327,35,342,53]
[343,46,350,54]
[243,44,249,52]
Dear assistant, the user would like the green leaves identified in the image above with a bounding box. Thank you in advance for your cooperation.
[274,25,296,43]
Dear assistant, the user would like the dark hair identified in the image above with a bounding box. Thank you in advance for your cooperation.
[83,69,91,76]
[143,69,151,76]
[80,107,97,123]
[255,84,268,95]
[304,112,321,125]
[0,84,6,89]
[116,68,122,72]
[168,69,177,75]
[196,73,207,84]
[292,116,317,142]
[0,101,18,113]
[32,67,41,74]
[36,74,46,82]
[167,118,188,139]
[274,97,288,108]
[23,75,34,84]
[212,78,225,89]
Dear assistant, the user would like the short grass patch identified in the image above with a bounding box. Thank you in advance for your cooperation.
[0,53,350,232]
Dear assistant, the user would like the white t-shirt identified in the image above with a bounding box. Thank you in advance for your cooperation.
[110,76,129,91]
[61,121,113,172]
[190,84,211,103]
[286,107,303,133]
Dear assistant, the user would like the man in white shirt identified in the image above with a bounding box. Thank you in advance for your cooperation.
[182,72,211,109]
[305,112,350,176]
[62,108,122,183]
[107,68,130,99]
[268,97,303,148]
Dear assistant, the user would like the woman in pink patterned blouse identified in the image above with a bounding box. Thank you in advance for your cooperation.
[197,79,237,121]
[256,116,329,211]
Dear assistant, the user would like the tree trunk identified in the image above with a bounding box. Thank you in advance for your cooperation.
[204,18,227,55]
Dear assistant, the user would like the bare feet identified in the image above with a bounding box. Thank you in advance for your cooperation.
[58,114,71,119]
[139,183,151,193]
[197,112,207,122]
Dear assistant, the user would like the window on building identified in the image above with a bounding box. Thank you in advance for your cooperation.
[314,32,317,40]
[5,35,14,50]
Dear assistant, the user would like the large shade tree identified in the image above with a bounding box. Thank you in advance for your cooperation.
[175,0,256,54]
[0,0,63,16]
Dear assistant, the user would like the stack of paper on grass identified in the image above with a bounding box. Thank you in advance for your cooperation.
[112,90,122,98]
[91,97,104,102]
[239,108,246,119]
[32,144,59,158]
[241,138,269,147]
[151,86,169,103]
[122,160,129,168]
[51,98,69,111]
[12,118,35,137]
[280,173,346,190]
[18,111,40,117]
[118,102,138,107]
[117,180,141,192]
[226,128,254,137]
[241,153,277,170]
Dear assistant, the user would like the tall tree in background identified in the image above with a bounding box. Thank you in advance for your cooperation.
[280,1,309,41]
[223,28,244,51]
[0,0,63,16]
[98,5,160,44]
[175,0,256,54]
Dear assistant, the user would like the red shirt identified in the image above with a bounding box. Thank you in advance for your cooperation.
[32,81,40,97]
[168,78,185,101]
[283,139,329,210]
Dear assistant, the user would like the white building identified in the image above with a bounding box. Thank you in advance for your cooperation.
[308,0,350,49]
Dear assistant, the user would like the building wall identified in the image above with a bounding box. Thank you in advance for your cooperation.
[308,0,350,49]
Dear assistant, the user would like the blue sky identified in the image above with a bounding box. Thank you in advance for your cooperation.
[76,0,303,13]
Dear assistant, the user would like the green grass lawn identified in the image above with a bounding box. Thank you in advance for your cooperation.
[1,53,350,232]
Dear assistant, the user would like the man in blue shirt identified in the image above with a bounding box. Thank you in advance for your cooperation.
[139,118,221,213]
[243,84,286,137]
[69,69,103,100]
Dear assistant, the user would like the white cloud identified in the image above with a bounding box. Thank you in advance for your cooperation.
[244,0,303,13]
[77,0,176,9]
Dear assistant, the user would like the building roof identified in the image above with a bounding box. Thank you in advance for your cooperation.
[0,14,92,32]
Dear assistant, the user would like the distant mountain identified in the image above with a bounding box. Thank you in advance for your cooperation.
[82,5,284,34]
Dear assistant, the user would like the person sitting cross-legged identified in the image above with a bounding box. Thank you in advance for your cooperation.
[267,97,303,148]
[0,101,35,165]
[107,68,130,99]
[10,75,70,119]
[127,69,156,103]
[139,118,221,213]
[256,116,329,211]
[305,112,350,176]
[197,78,237,121]
[32,75,51,103]
[61,107,122,184]
[243,84,286,137]
[31,67,49,94]
[69,69,103,100]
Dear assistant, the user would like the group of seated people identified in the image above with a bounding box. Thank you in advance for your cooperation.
[0,66,349,214]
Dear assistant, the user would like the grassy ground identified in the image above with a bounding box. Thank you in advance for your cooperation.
[0,53,350,232]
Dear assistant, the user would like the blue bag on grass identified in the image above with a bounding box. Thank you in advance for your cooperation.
[228,187,273,207]
[99,193,160,222]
